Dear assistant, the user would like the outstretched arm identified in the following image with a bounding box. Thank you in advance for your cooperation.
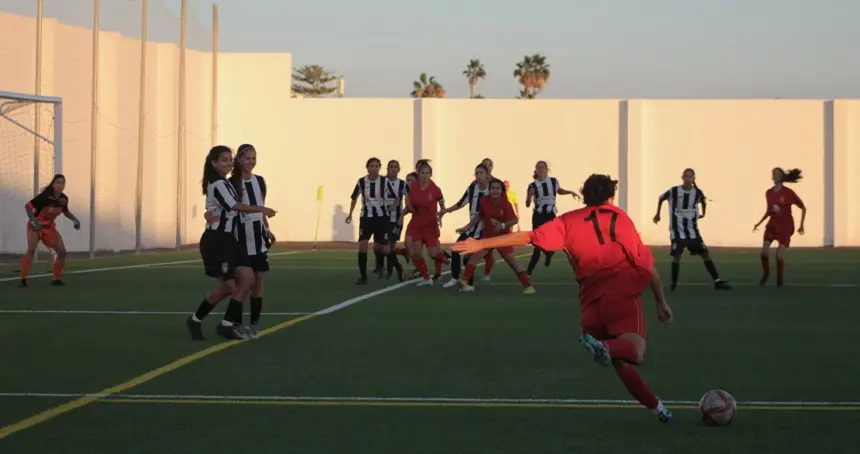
[451,231,533,254]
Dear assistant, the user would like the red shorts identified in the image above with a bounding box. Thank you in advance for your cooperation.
[764,222,794,246]
[580,296,646,340]
[406,224,440,248]
[27,222,59,248]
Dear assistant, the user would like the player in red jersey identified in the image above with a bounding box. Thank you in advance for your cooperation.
[753,167,806,287]
[452,174,675,423]
[406,162,446,286]
[455,179,535,293]
[20,174,82,287]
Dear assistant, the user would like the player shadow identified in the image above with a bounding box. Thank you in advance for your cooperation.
[332,204,355,242]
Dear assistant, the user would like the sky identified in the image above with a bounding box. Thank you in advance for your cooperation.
[4,0,860,99]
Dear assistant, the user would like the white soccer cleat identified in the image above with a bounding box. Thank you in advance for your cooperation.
[442,278,459,289]
[480,275,492,282]
[416,278,434,287]
[459,285,475,292]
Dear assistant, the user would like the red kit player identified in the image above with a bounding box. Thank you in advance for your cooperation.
[753,167,806,287]
[452,174,675,422]
[406,162,446,286]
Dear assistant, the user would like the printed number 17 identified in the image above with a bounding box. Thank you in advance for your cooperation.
[585,209,618,245]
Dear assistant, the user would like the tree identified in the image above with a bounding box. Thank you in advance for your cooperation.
[292,65,338,98]
[513,54,550,99]
[411,73,446,98]
[463,59,486,99]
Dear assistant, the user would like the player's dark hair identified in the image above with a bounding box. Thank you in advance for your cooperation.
[776,167,803,183]
[475,163,489,174]
[406,172,418,180]
[415,158,431,170]
[201,145,232,195]
[229,143,255,201]
[533,160,549,180]
[366,157,381,169]
[418,162,433,176]
[581,174,618,206]
[39,174,66,197]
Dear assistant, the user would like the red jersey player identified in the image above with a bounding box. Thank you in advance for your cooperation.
[406,162,446,286]
[21,174,81,287]
[452,174,674,423]
[753,167,806,287]
[455,179,534,293]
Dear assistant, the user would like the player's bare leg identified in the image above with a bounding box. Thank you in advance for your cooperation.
[411,239,433,286]
[50,235,68,286]
[356,239,370,284]
[759,239,773,285]
[19,229,40,287]
[775,244,787,287]
[580,332,671,422]
[501,251,535,293]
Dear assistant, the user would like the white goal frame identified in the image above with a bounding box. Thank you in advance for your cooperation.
[0,90,63,197]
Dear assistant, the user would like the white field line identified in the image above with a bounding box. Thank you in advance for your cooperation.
[0,310,310,316]
[0,250,308,283]
[0,392,856,407]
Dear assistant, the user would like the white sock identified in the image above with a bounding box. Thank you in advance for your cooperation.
[651,400,666,414]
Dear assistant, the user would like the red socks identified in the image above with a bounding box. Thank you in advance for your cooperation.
[516,271,531,288]
[20,256,32,280]
[52,258,65,281]
[484,252,494,275]
[615,363,659,410]
[603,338,640,364]
[413,257,430,279]
[462,263,477,281]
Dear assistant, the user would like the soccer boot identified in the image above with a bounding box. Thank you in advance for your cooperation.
[442,278,459,289]
[579,334,611,367]
[714,279,731,290]
[216,323,248,340]
[246,324,260,340]
[759,272,769,286]
[670,282,677,292]
[51,279,65,286]
[523,286,537,294]
[416,278,434,287]
[656,406,672,423]
[355,276,368,285]
[18,279,27,288]
[185,315,205,341]
[480,275,492,282]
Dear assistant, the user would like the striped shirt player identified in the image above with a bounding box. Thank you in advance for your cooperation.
[387,177,410,242]
[454,180,491,240]
[238,174,271,272]
[658,184,707,256]
[200,178,250,278]
[527,176,560,228]
[350,175,397,242]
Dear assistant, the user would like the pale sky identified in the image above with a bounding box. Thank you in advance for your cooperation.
[4,0,860,99]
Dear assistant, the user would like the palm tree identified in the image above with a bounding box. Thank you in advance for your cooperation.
[411,73,446,98]
[463,59,487,99]
[513,54,550,99]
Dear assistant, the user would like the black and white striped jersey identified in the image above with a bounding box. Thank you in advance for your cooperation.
[456,181,490,237]
[351,176,397,218]
[659,185,705,240]
[528,177,560,214]
[205,178,240,234]
[238,174,269,256]
[387,178,410,223]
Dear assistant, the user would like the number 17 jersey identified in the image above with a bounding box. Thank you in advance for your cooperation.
[528,204,654,305]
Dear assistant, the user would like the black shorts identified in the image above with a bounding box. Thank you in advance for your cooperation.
[248,254,270,272]
[670,237,708,257]
[532,212,556,230]
[358,216,391,242]
[199,230,251,279]
[389,221,402,242]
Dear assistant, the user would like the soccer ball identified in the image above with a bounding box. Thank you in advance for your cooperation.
[698,389,737,426]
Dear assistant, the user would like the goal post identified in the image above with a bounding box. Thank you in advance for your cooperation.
[0,90,63,255]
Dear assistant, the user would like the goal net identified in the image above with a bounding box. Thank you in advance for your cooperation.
[0,91,63,257]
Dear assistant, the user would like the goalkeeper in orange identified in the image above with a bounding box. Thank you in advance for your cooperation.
[20,174,81,287]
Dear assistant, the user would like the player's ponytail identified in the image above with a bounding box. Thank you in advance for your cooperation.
[782,168,803,183]
[581,174,618,206]
[202,145,232,195]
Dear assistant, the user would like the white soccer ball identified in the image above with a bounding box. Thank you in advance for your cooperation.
[699,389,737,426]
